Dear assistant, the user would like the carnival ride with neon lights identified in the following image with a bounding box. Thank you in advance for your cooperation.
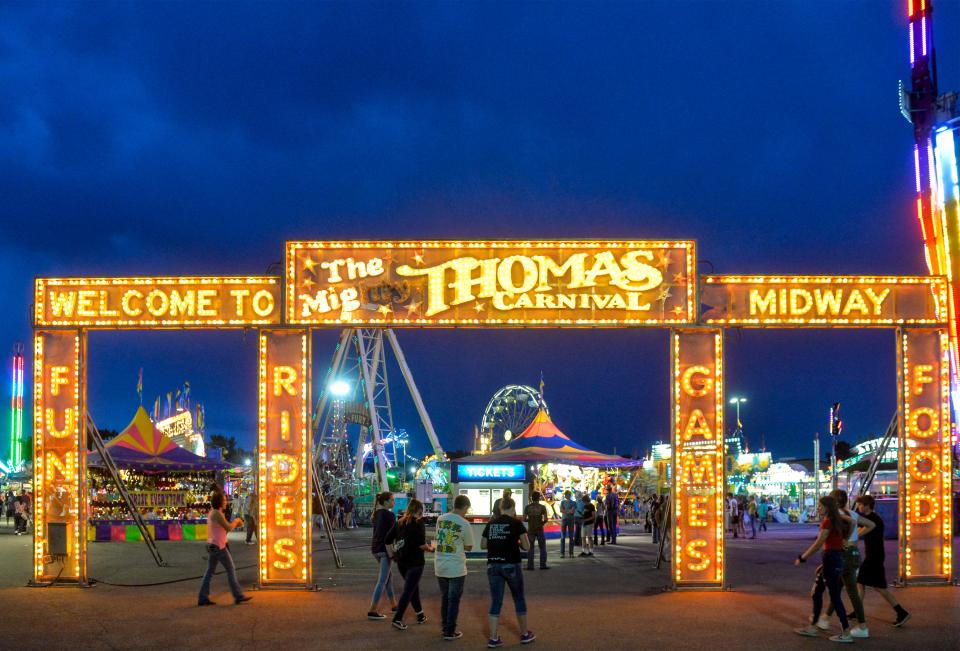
[312,329,445,493]
[9,344,24,469]
[903,0,960,406]
[480,384,549,450]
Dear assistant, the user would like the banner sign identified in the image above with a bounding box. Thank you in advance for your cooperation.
[700,276,946,326]
[286,241,696,326]
[453,463,527,483]
[33,330,86,584]
[35,277,281,328]
[128,491,189,508]
[671,329,724,588]
[897,328,952,583]
[258,329,311,586]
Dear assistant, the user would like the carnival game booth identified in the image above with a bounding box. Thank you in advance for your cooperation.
[453,410,641,540]
[87,406,230,542]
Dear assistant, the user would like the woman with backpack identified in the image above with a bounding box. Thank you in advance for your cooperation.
[390,499,434,630]
[793,495,854,643]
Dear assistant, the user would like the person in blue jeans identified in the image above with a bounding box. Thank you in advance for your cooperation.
[558,490,576,558]
[573,493,585,549]
[793,495,854,643]
[435,495,476,640]
[198,491,252,606]
[367,491,398,619]
[482,497,535,647]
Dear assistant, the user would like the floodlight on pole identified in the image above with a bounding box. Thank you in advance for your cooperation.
[729,396,747,430]
[329,380,351,397]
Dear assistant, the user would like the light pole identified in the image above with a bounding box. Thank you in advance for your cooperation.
[729,396,747,433]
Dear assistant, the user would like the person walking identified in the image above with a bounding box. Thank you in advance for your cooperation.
[243,491,258,545]
[558,490,576,559]
[757,497,769,532]
[345,495,356,529]
[523,491,550,570]
[793,495,853,643]
[482,497,535,647]
[593,491,607,545]
[726,493,739,538]
[14,496,27,535]
[573,491,585,550]
[435,494,476,640]
[747,497,758,539]
[651,494,664,544]
[604,487,619,544]
[197,492,252,606]
[819,489,872,638]
[391,499,433,631]
[853,495,910,626]
[579,495,595,557]
[367,491,398,620]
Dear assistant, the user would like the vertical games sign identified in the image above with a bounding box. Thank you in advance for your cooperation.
[672,329,724,588]
[258,329,311,586]
[897,328,952,583]
[33,331,86,584]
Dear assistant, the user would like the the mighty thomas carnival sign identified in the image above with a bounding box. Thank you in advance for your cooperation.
[31,241,953,589]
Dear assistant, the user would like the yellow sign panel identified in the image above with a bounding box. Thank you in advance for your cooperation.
[258,329,311,586]
[33,330,86,584]
[34,277,282,328]
[897,328,952,583]
[700,276,946,326]
[672,329,724,587]
[286,241,696,326]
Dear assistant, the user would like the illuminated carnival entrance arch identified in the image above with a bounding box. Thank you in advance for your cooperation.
[31,241,953,590]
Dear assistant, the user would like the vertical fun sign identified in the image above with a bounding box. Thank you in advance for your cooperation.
[33,330,86,584]
[258,329,311,586]
[672,329,725,587]
[898,328,952,583]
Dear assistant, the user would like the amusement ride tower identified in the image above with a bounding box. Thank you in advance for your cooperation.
[903,1,960,400]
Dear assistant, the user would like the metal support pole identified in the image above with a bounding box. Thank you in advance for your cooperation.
[356,333,389,492]
[385,329,446,459]
[313,329,352,464]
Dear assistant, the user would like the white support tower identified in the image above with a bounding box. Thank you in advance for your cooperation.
[313,329,445,495]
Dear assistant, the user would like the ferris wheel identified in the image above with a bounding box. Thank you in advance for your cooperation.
[480,384,548,449]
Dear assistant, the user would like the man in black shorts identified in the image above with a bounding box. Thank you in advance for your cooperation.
[854,495,910,627]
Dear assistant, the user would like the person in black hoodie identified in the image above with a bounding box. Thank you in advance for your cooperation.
[390,499,434,630]
[367,491,398,620]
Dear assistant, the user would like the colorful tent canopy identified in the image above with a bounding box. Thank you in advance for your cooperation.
[456,410,641,468]
[88,406,229,471]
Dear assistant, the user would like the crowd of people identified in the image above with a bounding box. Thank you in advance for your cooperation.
[725,493,772,538]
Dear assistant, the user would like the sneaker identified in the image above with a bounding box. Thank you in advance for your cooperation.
[392,620,407,631]
[587,552,594,556]
[416,612,428,625]
[816,616,832,630]
[520,631,536,644]
[368,611,386,620]
[443,631,463,640]
[234,596,252,605]
[197,600,216,607]
[829,632,854,644]
[539,566,551,570]
[245,541,256,545]
[578,552,588,557]
[894,609,911,627]
[487,638,504,648]
[850,626,869,639]
[794,626,820,637]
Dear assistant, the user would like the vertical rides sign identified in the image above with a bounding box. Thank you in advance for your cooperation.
[33,331,86,584]
[672,329,724,587]
[258,330,311,586]
[898,328,952,583]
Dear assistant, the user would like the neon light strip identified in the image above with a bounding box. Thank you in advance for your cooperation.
[9,354,15,465]
[910,23,915,65]
[908,0,914,19]
[915,145,922,193]
[921,16,927,57]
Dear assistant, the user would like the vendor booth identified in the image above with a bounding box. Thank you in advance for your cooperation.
[87,406,230,542]
[453,410,642,540]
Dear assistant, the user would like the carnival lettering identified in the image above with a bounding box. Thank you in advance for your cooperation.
[395,250,664,317]
[46,287,276,320]
[748,287,891,318]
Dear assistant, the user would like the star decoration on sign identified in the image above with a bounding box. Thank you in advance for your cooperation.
[671,306,686,318]
[473,302,485,313]
[302,278,315,288]
[414,252,425,265]
[672,273,686,286]
[656,251,670,269]
[405,300,422,316]
[303,257,317,272]
[377,304,393,316]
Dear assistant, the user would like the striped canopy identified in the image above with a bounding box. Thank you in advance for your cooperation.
[88,406,228,471]
[457,410,641,468]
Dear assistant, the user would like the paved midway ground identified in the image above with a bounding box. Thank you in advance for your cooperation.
[0,521,956,650]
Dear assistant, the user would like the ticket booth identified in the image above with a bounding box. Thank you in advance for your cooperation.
[452,462,528,544]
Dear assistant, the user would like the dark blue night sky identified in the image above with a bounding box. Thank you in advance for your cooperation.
[2,1,959,461]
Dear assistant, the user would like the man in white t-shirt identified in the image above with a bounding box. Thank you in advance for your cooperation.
[726,493,739,538]
[435,495,476,640]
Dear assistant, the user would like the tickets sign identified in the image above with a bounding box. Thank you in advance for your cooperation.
[286,241,696,326]
[35,277,281,328]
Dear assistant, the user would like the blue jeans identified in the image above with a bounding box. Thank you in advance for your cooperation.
[437,575,465,635]
[526,530,547,568]
[394,564,423,621]
[487,563,527,617]
[812,550,849,630]
[198,544,244,602]
[561,518,575,556]
[371,552,395,608]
